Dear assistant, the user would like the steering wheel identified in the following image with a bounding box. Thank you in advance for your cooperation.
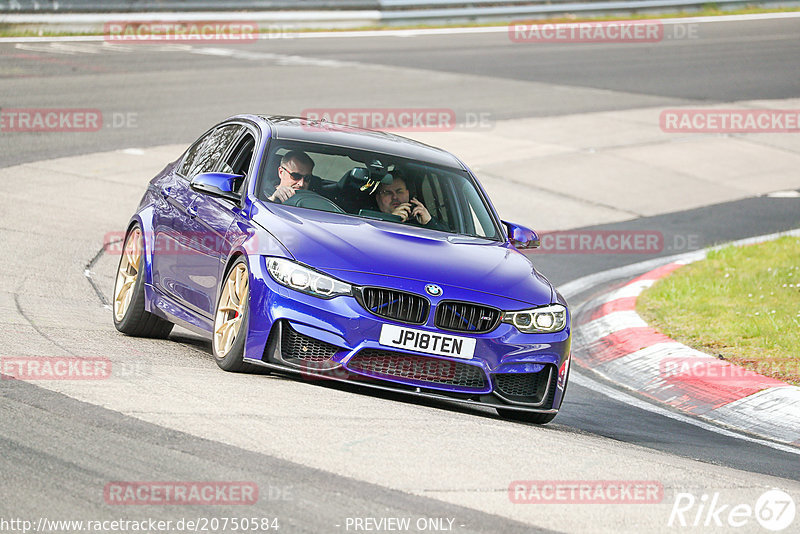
[282,189,345,214]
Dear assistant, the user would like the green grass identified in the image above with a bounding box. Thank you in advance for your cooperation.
[2,6,800,38]
[637,236,800,386]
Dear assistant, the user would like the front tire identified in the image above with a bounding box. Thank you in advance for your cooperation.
[213,257,260,373]
[113,225,173,338]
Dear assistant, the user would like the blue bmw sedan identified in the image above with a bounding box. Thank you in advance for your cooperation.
[113,115,571,424]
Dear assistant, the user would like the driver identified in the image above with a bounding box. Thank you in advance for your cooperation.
[268,150,315,203]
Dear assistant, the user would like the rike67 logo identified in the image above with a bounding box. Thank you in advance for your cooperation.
[668,489,796,531]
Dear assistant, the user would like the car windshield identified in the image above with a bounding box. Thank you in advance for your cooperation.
[257,140,501,240]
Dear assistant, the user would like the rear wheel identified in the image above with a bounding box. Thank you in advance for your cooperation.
[496,409,557,425]
[113,225,173,338]
[213,258,262,373]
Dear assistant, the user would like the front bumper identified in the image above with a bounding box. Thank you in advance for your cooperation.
[244,256,571,413]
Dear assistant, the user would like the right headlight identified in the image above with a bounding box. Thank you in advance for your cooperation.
[502,304,567,333]
[265,257,352,299]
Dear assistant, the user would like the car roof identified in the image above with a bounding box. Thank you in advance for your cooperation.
[232,114,467,170]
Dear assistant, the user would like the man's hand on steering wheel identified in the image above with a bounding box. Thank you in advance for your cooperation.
[269,185,296,203]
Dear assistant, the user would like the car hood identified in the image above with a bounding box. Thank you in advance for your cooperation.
[252,203,554,307]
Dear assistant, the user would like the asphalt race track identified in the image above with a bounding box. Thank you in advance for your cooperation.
[1,15,800,533]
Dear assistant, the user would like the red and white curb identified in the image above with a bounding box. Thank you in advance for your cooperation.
[568,230,800,447]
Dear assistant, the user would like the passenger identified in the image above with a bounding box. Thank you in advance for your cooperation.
[374,176,445,230]
[268,150,315,203]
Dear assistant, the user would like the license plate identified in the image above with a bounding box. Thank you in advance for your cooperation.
[378,324,476,360]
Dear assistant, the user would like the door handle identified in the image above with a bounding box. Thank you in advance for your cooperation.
[161,186,172,198]
[187,204,198,218]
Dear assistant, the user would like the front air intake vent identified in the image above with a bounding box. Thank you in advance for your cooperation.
[280,323,340,363]
[493,366,555,406]
[348,349,488,391]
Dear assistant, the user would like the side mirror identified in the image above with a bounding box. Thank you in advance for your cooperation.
[503,220,540,249]
[190,172,241,202]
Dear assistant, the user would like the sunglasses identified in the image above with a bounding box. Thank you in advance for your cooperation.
[280,166,313,182]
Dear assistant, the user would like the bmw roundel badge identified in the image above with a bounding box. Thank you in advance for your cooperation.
[425,284,443,297]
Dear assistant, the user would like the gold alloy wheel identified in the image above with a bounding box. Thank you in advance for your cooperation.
[113,228,142,322]
[213,263,249,358]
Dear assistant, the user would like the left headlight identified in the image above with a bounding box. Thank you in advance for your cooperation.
[502,304,567,333]
[266,257,352,299]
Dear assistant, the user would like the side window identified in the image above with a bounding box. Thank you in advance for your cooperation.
[185,125,243,179]
[223,132,256,194]
[179,131,212,177]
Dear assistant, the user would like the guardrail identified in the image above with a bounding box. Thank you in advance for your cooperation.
[381,0,762,22]
[4,1,384,11]
[1,0,797,31]
[1,0,785,12]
